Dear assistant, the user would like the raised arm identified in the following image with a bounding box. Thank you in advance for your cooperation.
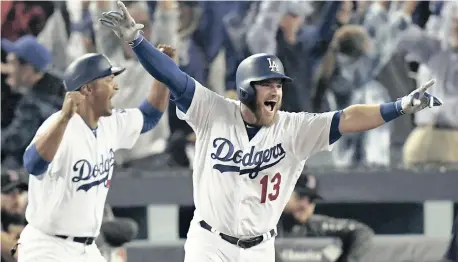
[23,92,84,175]
[304,1,341,49]
[396,25,441,64]
[245,1,286,55]
[99,1,196,114]
[137,45,173,134]
[338,79,442,134]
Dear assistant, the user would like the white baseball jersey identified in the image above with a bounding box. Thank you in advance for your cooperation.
[177,80,336,238]
[25,109,143,237]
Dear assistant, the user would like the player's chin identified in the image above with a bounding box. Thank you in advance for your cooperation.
[103,106,113,116]
[260,109,278,126]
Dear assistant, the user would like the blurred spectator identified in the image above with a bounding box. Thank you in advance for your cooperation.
[155,1,245,169]
[365,1,418,165]
[246,1,341,113]
[92,0,179,165]
[158,1,204,169]
[364,1,418,74]
[1,1,56,140]
[1,1,55,41]
[220,1,258,96]
[96,205,139,262]
[1,169,28,262]
[278,170,373,262]
[0,35,63,169]
[399,6,458,167]
[313,25,391,167]
[37,2,74,77]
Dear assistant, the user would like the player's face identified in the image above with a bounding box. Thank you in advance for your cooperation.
[3,53,33,92]
[90,74,119,117]
[1,189,22,215]
[286,192,315,223]
[253,79,283,126]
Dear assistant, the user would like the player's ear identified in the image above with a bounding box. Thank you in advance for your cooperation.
[79,84,91,97]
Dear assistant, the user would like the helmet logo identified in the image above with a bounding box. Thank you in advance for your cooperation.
[267,58,279,72]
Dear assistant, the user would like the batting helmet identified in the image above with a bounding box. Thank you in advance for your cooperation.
[63,53,125,92]
[235,53,292,106]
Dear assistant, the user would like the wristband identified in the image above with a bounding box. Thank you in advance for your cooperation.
[380,100,404,122]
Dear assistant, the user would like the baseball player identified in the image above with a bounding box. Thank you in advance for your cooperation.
[100,2,443,261]
[17,46,176,262]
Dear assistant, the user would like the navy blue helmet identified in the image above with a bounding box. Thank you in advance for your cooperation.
[235,53,292,106]
[63,53,125,92]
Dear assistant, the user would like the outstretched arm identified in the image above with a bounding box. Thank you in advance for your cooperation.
[138,45,173,134]
[338,79,442,134]
[99,1,195,114]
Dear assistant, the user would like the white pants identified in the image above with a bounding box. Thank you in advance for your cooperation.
[184,220,276,262]
[17,225,106,262]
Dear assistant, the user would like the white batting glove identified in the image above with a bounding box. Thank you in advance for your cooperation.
[98,1,144,43]
[398,79,443,115]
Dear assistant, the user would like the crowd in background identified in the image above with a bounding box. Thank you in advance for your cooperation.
[1,1,458,261]
[2,0,458,173]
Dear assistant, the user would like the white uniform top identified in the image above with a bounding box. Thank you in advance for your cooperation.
[25,109,143,237]
[177,80,336,238]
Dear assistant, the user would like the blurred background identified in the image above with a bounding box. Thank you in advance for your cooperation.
[1,0,458,262]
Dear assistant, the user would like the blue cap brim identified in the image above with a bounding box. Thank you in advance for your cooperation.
[1,39,16,53]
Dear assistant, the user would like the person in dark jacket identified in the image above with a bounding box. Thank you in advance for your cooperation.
[445,215,458,262]
[278,169,374,262]
[1,35,63,169]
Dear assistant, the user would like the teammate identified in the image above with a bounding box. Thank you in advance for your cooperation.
[100,2,443,261]
[17,46,176,262]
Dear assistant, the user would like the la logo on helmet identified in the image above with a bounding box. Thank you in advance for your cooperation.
[267,58,279,72]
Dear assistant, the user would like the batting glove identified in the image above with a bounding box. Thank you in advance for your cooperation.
[98,1,144,43]
[398,79,443,115]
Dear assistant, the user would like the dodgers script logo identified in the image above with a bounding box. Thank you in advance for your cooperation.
[211,138,286,179]
[71,149,115,192]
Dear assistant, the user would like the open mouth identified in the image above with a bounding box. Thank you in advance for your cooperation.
[264,100,277,112]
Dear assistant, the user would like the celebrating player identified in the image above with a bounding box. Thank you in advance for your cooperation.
[100,2,442,262]
[18,46,176,262]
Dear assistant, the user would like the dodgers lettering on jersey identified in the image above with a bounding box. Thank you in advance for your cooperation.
[211,138,286,179]
[177,80,335,237]
[24,109,143,237]
[71,148,115,192]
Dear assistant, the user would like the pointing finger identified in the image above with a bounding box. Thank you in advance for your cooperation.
[117,1,129,18]
[419,79,435,93]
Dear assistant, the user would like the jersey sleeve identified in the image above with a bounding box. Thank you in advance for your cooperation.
[176,79,223,131]
[25,112,70,174]
[111,108,144,150]
[290,111,336,161]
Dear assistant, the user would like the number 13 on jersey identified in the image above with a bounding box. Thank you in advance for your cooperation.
[259,173,281,203]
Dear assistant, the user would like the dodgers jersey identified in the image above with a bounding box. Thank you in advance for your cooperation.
[24,109,143,237]
[177,80,336,238]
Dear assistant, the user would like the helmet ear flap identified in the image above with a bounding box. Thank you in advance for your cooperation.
[237,80,256,105]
